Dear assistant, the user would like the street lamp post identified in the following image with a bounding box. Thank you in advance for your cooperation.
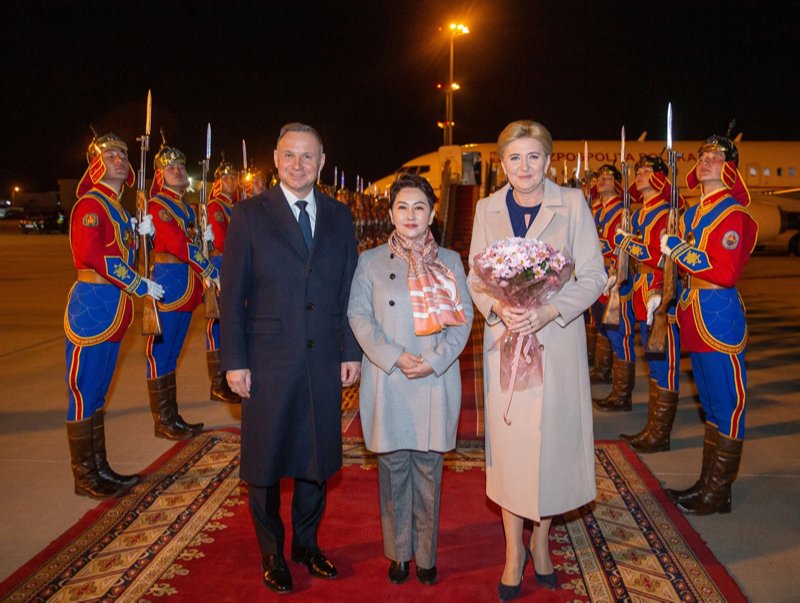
[12,186,20,205]
[444,22,469,146]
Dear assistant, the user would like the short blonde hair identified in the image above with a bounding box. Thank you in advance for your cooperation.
[497,120,553,157]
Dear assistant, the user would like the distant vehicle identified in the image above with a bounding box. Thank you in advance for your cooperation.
[371,138,800,255]
[19,210,67,234]
[0,206,24,220]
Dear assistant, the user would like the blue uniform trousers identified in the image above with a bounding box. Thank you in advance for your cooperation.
[638,320,680,391]
[690,350,747,439]
[606,296,635,362]
[206,254,222,351]
[146,311,192,379]
[65,339,121,421]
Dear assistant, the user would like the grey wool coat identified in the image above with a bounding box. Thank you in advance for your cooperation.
[220,185,361,486]
[347,243,473,453]
[467,181,606,519]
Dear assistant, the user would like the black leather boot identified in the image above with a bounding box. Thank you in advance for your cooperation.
[67,417,118,499]
[666,423,716,505]
[676,432,742,515]
[207,350,241,404]
[589,335,613,384]
[92,410,139,491]
[620,385,678,453]
[593,356,635,412]
[148,372,203,440]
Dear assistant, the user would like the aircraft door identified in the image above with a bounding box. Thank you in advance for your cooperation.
[438,146,462,184]
[746,163,761,187]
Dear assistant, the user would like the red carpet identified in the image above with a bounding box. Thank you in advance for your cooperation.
[0,431,746,602]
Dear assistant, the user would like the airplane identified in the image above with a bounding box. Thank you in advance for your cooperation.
[370,137,800,255]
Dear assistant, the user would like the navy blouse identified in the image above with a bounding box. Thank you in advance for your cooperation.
[506,188,541,238]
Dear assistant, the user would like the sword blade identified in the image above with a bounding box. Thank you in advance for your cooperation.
[205,123,211,160]
[242,139,248,171]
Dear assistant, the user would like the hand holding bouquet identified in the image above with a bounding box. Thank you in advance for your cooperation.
[472,237,573,424]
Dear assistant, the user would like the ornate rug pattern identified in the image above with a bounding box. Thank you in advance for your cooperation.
[0,430,744,602]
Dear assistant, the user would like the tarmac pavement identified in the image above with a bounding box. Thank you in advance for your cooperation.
[0,222,798,601]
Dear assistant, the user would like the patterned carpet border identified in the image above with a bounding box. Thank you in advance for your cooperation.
[0,429,241,602]
[1,432,747,602]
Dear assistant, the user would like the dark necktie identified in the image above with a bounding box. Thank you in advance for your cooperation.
[296,200,313,250]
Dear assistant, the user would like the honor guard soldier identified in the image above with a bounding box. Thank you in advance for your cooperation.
[145,140,219,439]
[596,156,681,441]
[65,132,164,498]
[588,164,624,384]
[662,135,756,514]
[584,173,603,366]
[205,159,240,403]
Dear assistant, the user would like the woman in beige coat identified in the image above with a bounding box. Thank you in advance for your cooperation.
[348,173,473,586]
[467,121,605,599]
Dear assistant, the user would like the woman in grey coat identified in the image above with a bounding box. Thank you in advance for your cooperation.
[347,172,473,586]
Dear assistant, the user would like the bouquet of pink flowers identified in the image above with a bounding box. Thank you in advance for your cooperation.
[472,237,573,423]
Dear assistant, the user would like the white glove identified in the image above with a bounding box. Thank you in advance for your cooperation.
[646,294,662,326]
[603,273,617,297]
[660,233,674,256]
[616,227,633,238]
[203,224,215,243]
[144,278,165,301]
[205,276,221,292]
[136,214,155,237]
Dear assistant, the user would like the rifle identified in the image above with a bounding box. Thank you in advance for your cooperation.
[198,123,220,320]
[136,90,162,336]
[646,103,680,353]
[602,126,629,328]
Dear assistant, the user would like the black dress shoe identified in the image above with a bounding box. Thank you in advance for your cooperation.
[388,560,410,584]
[498,549,530,601]
[416,564,437,585]
[291,546,338,579]
[535,570,557,590]
[262,555,292,594]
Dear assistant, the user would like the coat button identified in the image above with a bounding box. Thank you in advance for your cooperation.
[307,340,314,348]
[389,273,396,279]
[389,300,395,307]
[389,253,395,259]
[307,302,314,310]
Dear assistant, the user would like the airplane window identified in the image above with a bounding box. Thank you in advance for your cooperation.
[777,168,783,177]
[763,168,770,177]
[791,168,796,177]
[749,167,757,177]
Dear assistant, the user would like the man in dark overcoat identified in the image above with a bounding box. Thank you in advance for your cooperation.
[220,123,361,594]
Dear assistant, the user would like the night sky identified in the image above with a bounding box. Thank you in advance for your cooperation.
[2,0,798,196]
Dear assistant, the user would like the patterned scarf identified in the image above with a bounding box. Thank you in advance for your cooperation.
[387,229,467,336]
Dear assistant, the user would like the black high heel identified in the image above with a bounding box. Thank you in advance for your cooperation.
[498,549,531,601]
[531,547,557,590]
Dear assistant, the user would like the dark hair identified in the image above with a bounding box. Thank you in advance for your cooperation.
[277,122,324,154]
[389,172,436,209]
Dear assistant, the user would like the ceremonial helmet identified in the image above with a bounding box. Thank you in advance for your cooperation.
[77,130,135,197]
[153,137,187,170]
[697,134,739,166]
[634,154,668,175]
[151,130,187,196]
[86,131,128,163]
[596,164,621,181]
[214,157,237,180]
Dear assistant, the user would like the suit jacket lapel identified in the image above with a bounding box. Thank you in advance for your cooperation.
[310,188,331,259]
[485,185,515,242]
[527,179,561,240]
[262,186,309,260]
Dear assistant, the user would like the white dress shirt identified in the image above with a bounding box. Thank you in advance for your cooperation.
[280,183,317,235]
